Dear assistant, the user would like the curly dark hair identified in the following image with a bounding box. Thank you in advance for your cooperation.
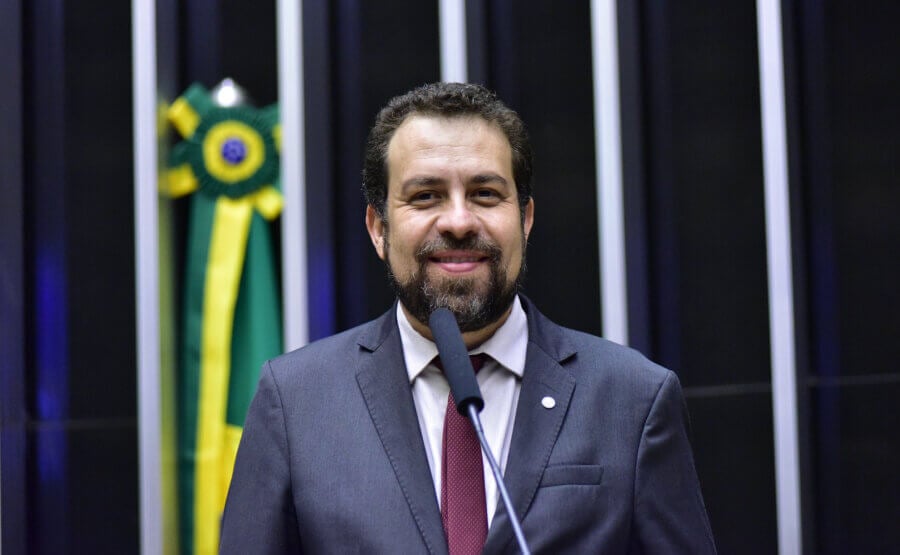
[362,82,533,220]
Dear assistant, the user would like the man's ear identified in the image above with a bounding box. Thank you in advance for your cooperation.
[523,197,535,241]
[365,204,386,260]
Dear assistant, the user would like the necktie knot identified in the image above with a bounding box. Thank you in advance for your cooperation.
[469,353,488,373]
[434,353,489,374]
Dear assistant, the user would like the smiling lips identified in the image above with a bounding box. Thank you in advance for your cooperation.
[429,250,490,273]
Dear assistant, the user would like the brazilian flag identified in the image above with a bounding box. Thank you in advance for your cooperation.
[166,84,283,555]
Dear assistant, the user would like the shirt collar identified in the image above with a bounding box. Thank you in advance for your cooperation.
[397,296,529,384]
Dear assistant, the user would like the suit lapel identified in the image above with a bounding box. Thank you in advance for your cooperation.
[355,308,448,555]
[483,299,577,554]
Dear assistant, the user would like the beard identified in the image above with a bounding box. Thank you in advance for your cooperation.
[383,233,525,332]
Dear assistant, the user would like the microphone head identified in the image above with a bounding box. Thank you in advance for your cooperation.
[428,308,485,414]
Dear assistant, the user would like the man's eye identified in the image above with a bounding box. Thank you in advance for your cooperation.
[411,191,437,202]
[474,189,500,199]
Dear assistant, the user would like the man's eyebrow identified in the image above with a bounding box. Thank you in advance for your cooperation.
[400,176,446,192]
[470,173,509,186]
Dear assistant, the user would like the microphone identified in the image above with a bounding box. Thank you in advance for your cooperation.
[428,308,531,555]
[429,308,484,414]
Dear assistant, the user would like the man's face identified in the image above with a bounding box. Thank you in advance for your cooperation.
[366,115,534,332]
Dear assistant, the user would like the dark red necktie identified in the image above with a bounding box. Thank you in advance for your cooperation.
[440,354,488,555]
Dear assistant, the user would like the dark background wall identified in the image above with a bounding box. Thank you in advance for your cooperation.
[2,0,138,552]
[788,1,900,552]
[635,3,778,551]
[1,1,897,554]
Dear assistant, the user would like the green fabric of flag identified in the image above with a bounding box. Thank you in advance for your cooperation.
[166,83,283,555]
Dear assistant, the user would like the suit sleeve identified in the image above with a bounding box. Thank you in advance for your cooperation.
[220,361,302,554]
[631,371,717,554]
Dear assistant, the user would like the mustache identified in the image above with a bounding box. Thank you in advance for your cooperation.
[414,235,502,263]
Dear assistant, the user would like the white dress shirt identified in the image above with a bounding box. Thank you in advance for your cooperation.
[397,296,528,527]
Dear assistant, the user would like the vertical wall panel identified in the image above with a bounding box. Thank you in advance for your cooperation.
[154,1,182,551]
[643,2,771,388]
[616,0,652,354]
[334,0,441,328]
[637,2,777,552]
[26,0,139,552]
[0,0,27,551]
[300,0,338,341]
[222,2,278,105]
[464,0,490,85]
[487,0,602,336]
[28,1,71,550]
[790,0,900,552]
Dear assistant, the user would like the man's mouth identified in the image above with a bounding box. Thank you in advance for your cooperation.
[428,251,489,273]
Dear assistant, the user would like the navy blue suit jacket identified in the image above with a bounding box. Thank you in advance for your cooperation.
[220,298,716,553]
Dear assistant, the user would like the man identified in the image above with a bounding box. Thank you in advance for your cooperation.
[220,83,716,554]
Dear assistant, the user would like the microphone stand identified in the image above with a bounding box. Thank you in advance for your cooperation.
[465,402,530,555]
[429,307,530,554]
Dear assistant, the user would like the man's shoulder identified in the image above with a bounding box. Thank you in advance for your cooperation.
[564,326,665,372]
[264,308,395,381]
[524,298,673,389]
[558,326,669,381]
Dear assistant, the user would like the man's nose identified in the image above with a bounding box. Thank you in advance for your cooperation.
[435,195,479,238]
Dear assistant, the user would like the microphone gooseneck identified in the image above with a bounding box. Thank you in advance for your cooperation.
[466,403,530,555]
[428,307,531,555]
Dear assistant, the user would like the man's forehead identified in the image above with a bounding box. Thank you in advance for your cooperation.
[388,113,506,149]
[386,114,511,170]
